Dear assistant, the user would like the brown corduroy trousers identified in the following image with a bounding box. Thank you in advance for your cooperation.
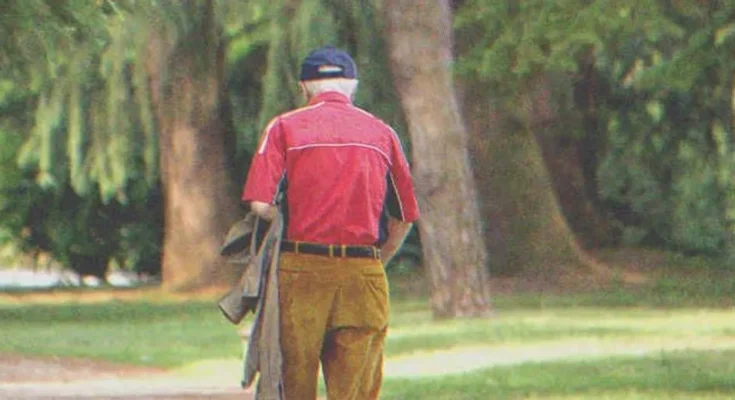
[278,252,389,400]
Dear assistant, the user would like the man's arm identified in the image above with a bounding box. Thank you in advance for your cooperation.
[380,218,413,265]
[241,118,286,212]
[380,132,419,265]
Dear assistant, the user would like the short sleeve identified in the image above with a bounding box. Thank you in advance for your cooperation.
[242,118,286,204]
[387,131,420,222]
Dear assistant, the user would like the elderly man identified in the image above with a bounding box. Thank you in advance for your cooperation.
[241,46,419,399]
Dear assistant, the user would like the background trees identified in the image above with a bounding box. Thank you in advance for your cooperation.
[140,0,241,289]
[381,0,492,317]
[2,1,735,316]
[455,0,735,273]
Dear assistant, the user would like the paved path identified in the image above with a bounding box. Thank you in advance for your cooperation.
[0,356,252,400]
[0,379,249,399]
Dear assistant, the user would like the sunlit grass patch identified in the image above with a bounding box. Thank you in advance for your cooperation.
[525,393,735,400]
[386,316,636,358]
[380,349,735,400]
[386,304,735,357]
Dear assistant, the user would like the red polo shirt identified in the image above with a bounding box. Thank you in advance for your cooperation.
[242,91,419,246]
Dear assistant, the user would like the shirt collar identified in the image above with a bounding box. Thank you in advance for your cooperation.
[308,91,351,105]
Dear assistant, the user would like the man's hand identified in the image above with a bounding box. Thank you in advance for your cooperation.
[380,218,413,265]
[251,201,276,220]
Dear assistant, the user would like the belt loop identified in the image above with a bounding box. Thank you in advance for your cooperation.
[294,241,300,254]
[328,245,334,258]
[373,247,378,259]
[341,245,347,258]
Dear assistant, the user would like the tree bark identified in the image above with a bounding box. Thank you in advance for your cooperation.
[533,71,616,249]
[463,77,602,279]
[146,1,240,290]
[380,0,492,318]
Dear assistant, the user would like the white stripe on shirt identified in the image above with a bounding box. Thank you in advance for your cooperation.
[287,143,391,165]
[258,102,326,154]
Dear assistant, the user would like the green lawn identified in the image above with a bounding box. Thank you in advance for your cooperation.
[0,300,242,366]
[381,349,735,399]
[1,260,734,399]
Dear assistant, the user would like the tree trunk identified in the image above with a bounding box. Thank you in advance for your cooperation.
[380,0,492,318]
[463,77,602,279]
[533,71,616,249]
[146,1,240,290]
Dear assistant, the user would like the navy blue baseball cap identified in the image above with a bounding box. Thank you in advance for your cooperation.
[299,46,357,81]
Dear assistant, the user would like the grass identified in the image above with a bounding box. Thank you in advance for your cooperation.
[1,250,734,398]
[381,350,735,399]
[386,304,638,357]
[5,295,731,368]
[0,300,243,367]
[385,305,735,358]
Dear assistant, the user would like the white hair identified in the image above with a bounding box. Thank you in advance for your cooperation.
[302,78,359,99]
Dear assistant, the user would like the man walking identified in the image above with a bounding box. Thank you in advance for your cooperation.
[241,46,419,399]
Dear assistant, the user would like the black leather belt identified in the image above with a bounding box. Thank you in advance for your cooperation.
[281,241,380,259]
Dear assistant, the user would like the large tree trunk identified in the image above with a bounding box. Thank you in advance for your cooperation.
[146,1,240,290]
[532,71,616,249]
[381,0,492,318]
[463,77,603,280]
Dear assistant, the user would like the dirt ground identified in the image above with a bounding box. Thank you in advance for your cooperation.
[0,355,166,383]
[0,354,251,399]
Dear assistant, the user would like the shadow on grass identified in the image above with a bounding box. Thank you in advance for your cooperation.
[0,298,218,323]
[0,299,243,367]
[485,273,735,310]
[389,252,735,312]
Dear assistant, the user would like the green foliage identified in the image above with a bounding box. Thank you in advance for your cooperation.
[456,0,735,258]
[7,0,735,277]
[595,3,735,256]
[0,142,163,276]
[249,0,407,144]
[3,0,155,204]
[0,0,108,87]
[221,1,273,160]
[0,0,414,277]
[0,1,165,275]
[457,1,647,90]
[0,97,33,263]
